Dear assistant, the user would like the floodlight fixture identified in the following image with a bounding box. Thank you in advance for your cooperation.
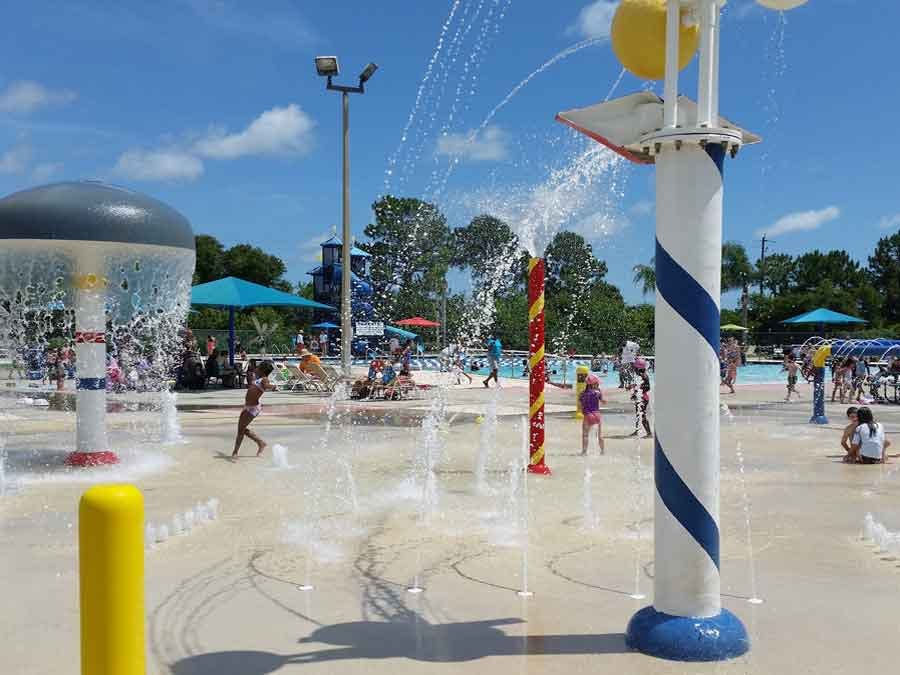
[315,56,340,78]
[359,62,379,84]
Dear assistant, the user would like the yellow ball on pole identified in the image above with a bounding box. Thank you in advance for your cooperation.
[756,0,809,10]
[611,0,700,81]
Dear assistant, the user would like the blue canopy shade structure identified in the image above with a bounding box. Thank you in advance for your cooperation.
[384,325,418,340]
[311,322,340,329]
[781,308,867,325]
[191,277,334,311]
[191,277,335,364]
[827,339,900,359]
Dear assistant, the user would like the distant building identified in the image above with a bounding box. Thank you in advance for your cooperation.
[307,236,374,325]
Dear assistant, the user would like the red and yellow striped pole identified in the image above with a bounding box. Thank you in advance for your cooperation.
[527,257,551,475]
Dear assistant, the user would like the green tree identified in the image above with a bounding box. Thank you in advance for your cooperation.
[453,215,520,282]
[721,241,755,329]
[632,257,656,297]
[544,231,608,297]
[223,244,289,290]
[757,252,794,296]
[362,195,453,320]
[869,231,900,324]
[193,234,225,285]
[792,250,864,293]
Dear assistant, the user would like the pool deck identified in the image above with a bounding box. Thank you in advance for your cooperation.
[2,377,899,674]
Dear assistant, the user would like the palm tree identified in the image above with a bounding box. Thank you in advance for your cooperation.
[632,257,656,296]
[721,241,755,329]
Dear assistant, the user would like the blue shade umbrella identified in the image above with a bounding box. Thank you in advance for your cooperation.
[384,325,418,340]
[781,307,867,337]
[191,277,334,364]
[781,308,868,325]
[311,322,340,329]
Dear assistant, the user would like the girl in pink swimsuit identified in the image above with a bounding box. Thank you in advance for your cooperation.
[580,373,607,455]
[232,361,274,459]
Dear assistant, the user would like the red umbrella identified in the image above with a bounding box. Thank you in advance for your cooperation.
[395,316,441,327]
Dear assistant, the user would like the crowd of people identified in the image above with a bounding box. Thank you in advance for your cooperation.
[778,345,900,405]
[349,339,419,400]
[579,340,654,456]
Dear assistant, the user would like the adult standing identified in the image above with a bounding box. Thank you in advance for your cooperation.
[483,335,502,388]
[620,338,639,388]
[294,330,304,354]
[401,340,413,375]
[206,335,217,358]
[389,335,400,356]
[723,337,740,394]
[319,330,328,357]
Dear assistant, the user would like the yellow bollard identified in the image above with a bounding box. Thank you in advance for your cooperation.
[574,365,590,419]
[79,484,145,675]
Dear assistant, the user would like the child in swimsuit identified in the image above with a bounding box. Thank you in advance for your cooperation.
[232,361,274,459]
[629,359,653,438]
[784,353,800,402]
[580,373,607,455]
[840,406,859,463]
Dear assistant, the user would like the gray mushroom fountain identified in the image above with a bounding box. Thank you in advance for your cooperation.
[0,181,195,466]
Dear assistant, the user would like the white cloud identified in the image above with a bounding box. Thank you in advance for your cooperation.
[567,1,618,40]
[0,81,77,114]
[629,200,654,217]
[298,231,332,263]
[436,126,509,162]
[31,162,63,182]
[877,214,900,231]
[0,144,32,174]
[110,103,315,182]
[757,206,840,237]
[113,149,204,182]
[194,104,315,159]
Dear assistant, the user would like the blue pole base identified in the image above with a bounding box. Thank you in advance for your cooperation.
[626,606,749,662]
[810,415,830,425]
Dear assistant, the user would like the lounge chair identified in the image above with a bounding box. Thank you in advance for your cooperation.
[284,364,328,393]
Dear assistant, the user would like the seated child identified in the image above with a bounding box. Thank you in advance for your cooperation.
[841,406,859,463]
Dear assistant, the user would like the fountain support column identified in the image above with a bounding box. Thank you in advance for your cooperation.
[556,0,809,662]
[810,344,831,424]
[68,250,115,467]
[623,0,748,661]
[526,257,550,475]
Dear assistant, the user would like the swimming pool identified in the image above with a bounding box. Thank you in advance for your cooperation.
[340,357,805,386]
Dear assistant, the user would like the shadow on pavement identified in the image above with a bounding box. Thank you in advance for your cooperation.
[171,616,628,673]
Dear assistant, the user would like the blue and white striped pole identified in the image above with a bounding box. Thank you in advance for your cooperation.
[625,0,748,661]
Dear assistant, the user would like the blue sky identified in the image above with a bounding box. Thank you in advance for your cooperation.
[0,0,892,305]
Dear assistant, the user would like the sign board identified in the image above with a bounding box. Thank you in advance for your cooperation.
[356,321,384,337]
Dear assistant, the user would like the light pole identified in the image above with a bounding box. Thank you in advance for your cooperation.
[315,56,378,376]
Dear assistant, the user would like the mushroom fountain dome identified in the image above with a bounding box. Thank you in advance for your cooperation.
[0,181,196,466]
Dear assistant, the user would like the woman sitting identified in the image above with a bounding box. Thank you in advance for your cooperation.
[850,407,891,464]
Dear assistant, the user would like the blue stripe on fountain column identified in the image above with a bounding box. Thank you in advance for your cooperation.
[655,437,719,568]
[704,142,726,178]
[654,238,722,568]
[76,377,106,390]
[655,239,720,356]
